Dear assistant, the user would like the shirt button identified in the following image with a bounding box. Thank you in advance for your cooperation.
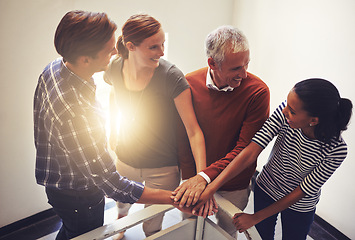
[74,209,78,213]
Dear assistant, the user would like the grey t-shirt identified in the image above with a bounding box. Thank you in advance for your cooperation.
[104,57,190,168]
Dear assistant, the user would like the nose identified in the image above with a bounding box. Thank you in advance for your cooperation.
[282,107,288,118]
[159,45,164,57]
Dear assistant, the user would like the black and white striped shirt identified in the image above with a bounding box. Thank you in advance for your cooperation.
[253,102,347,212]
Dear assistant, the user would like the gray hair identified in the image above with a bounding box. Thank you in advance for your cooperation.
[205,25,249,66]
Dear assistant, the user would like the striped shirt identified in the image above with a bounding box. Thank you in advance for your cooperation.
[253,102,347,212]
[34,58,144,204]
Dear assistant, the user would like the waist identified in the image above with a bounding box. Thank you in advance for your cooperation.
[46,186,103,197]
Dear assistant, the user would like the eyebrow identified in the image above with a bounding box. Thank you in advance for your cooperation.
[288,104,296,113]
[230,59,250,70]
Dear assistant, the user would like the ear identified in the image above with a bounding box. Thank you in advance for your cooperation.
[309,117,319,127]
[208,57,218,70]
[76,56,90,65]
[126,41,136,51]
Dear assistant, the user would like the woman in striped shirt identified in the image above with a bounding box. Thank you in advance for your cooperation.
[192,78,352,239]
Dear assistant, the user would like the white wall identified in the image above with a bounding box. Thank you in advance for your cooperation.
[0,0,234,228]
[233,0,355,238]
[1,0,354,238]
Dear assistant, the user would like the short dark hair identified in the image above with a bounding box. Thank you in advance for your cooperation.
[294,78,353,143]
[116,14,161,59]
[54,10,117,63]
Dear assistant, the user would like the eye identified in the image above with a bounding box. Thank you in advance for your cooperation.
[231,67,241,71]
[149,45,158,50]
[285,105,296,115]
[289,108,296,115]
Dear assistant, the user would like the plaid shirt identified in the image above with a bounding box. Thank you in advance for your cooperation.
[34,58,144,203]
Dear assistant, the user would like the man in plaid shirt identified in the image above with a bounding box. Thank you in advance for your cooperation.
[34,10,191,240]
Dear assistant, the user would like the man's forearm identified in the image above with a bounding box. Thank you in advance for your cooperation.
[137,187,173,205]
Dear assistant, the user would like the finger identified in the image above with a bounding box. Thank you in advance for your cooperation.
[192,201,204,215]
[199,204,206,218]
[179,190,191,207]
[173,187,187,202]
[212,198,218,213]
[191,191,202,205]
[233,212,243,219]
[172,184,183,194]
[202,201,209,218]
[206,200,214,217]
[185,192,196,207]
[232,217,239,225]
[173,181,190,199]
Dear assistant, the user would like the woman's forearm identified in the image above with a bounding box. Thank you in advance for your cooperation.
[174,89,207,173]
[208,142,262,193]
[188,130,207,172]
[253,186,306,223]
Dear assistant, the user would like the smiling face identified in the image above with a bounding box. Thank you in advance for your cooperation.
[128,28,165,69]
[209,50,250,89]
[282,89,319,138]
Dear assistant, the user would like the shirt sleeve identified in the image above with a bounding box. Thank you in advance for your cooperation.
[300,143,347,196]
[56,106,144,203]
[203,86,270,181]
[166,64,190,99]
[251,102,286,149]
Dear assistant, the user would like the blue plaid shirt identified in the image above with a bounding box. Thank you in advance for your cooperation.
[34,58,144,203]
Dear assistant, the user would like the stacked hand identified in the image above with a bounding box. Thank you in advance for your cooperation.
[171,175,218,218]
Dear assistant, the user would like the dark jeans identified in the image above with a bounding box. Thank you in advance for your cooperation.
[45,187,105,240]
[254,183,315,240]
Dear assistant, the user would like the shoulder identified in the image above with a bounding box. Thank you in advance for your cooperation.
[41,58,63,79]
[157,58,182,75]
[324,136,348,155]
[243,72,269,91]
[104,56,123,85]
[155,59,186,82]
[185,67,208,85]
[185,67,208,79]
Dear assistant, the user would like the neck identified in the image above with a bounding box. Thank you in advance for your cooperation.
[301,126,316,140]
[123,58,154,91]
[65,61,93,81]
[210,69,227,89]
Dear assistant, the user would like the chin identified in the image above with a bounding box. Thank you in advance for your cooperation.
[151,62,160,69]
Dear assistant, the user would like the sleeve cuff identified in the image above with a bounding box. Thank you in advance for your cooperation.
[198,172,211,184]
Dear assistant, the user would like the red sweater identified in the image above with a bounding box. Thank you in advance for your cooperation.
[178,67,270,191]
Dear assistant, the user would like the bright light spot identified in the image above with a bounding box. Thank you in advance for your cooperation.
[93,71,111,138]
[93,33,169,141]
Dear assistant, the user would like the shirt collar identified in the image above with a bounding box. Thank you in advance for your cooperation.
[205,68,234,92]
[61,58,96,98]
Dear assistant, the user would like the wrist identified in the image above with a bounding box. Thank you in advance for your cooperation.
[206,181,219,194]
[197,171,210,184]
[253,210,266,224]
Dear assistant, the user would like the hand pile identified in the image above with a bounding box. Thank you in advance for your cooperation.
[170,175,218,218]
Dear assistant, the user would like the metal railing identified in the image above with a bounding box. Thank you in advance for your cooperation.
[72,193,261,240]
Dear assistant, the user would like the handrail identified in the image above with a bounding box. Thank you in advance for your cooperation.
[214,194,261,240]
[72,204,174,240]
[73,193,261,240]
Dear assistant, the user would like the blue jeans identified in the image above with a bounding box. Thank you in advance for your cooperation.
[46,187,105,240]
[254,183,315,240]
